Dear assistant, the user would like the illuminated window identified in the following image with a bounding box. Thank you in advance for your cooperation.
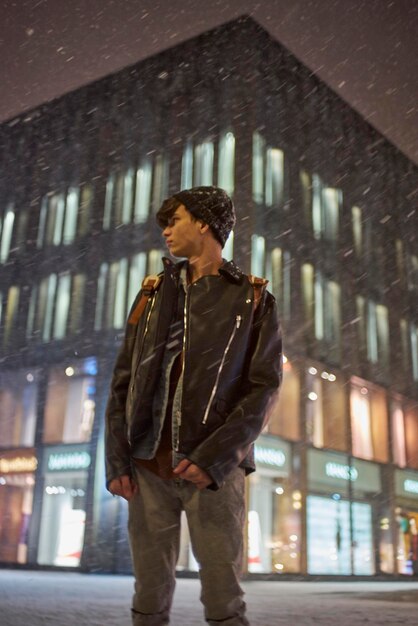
[411,323,418,382]
[42,274,57,341]
[252,132,265,204]
[15,208,29,253]
[405,402,418,469]
[77,184,94,236]
[312,175,341,242]
[94,263,108,331]
[357,297,390,368]
[407,254,418,292]
[218,131,235,194]
[63,187,79,245]
[46,193,65,246]
[37,196,48,248]
[367,301,389,368]
[129,253,147,309]
[251,235,265,277]
[352,206,362,257]
[69,274,86,335]
[112,171,125,226]
[148,249,164,276]
[265,148,284,207]
[300,170,312,225]
[350,379,389,462]
[306,364,347,451]
[194,141,213,187]
[0,369,39,446]
[302,263,314,331]
[113,258,128,329]
[26,286,37,339]
[400,319,409,372]
[395,239,405,286]
[310,269,341,359]
[267,247,291,320]
[152,154,169,212]
[104,169,135,228]
[134,159,152,223]
[94,259,129,330]
[43,359,96,444]
[181,142,193,190]
[223,231,234,261]
[268,358,300,441]
[391,400,407,467]
[0,204,15,263]
[53,273,71,339]
[322,187,340,241]
[122,168,134,224]
[3,286,20,345]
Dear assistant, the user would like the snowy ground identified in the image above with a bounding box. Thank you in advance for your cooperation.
[1,570,418,625]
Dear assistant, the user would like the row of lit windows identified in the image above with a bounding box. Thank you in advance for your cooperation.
[0,133,235,263]
[270,359,418,469]
[0,359,97,449]
[253,131,418,291]
[1,242,417,384]
[251,235,418,379]
[2,129,417,282]
[2,357,416,472]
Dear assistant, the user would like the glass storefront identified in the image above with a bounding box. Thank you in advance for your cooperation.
[176,435,299,574]
[307,495,373,575]
[247,435,300,573]
[37,445,91,567]
[0,450,37,563]
[307,449,381,575]
[394,469,418,575]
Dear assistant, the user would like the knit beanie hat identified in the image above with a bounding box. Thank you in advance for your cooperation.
[173,186,235,247]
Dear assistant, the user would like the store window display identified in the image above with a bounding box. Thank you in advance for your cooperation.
[37,446,90,567]
[43,358,96,444]
[0,451,36,563]
[396,508,418,575]
[0,369,39,447]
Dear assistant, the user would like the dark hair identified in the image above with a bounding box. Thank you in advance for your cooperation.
[156,196,198,228]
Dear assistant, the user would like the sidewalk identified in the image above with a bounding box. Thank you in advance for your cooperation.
[0,570,417,625]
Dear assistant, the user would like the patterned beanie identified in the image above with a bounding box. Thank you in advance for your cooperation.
[173,186,235,247]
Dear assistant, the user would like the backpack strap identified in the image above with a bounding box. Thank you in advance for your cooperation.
[247,274,269,314]
[128,274,162,325]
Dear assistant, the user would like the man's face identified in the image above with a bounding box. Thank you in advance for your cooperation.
[162,204,204,258]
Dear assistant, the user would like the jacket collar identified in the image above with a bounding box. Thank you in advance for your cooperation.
[162,257,244,284]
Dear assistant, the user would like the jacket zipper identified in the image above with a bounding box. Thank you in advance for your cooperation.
[175,285,189,452]
[201,314,242,425]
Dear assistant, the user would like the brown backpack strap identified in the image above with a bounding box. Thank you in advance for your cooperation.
[247,274,269,314]
[128,275,162,325]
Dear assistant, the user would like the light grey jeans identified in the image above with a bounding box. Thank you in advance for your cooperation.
[128,464,250,626]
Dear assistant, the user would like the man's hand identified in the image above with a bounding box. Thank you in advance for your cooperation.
[173,459,212,490]
[108,474,138,501]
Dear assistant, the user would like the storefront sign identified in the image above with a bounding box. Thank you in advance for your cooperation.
[47,451,91,472]
[325,462,358,482]
[255,446,286,468]
[395,469,418,500]
[254,435,290,473]
[404,480,418,495]
[0,455,37,473]
[308,449,381,495]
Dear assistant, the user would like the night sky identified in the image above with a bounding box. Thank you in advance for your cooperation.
[1,0,417,165]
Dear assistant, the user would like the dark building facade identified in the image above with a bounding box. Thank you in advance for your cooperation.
[0,17,417,576]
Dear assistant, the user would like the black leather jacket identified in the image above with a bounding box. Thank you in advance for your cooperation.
[105,258,282,489]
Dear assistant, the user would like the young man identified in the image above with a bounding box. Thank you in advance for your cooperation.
[105,186,282,626]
